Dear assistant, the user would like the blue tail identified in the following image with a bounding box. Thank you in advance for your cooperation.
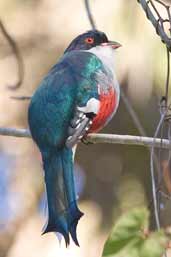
[42,147,83,246]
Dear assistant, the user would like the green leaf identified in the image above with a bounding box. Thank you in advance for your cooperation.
[140,231,167,257]
[113,237,142,257]
[103,207,149,256]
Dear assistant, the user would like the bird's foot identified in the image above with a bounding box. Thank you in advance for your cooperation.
[81,136,94,145]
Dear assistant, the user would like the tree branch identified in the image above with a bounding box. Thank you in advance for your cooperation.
[0,127,30,138]
[0,127,171,149]
[88,133,170,149]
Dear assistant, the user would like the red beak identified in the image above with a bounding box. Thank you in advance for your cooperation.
[101,41,122,49]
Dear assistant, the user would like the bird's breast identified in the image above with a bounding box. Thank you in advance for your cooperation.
[89,86,118,133]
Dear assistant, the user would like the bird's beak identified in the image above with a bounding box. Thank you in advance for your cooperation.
[101,41,122,49]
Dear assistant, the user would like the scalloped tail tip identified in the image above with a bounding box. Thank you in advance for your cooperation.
[70,209,84,246]
[42,209,84,247]
[42,223,70,246]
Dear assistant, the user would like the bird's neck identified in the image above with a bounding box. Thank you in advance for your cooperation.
[87,46,115,75]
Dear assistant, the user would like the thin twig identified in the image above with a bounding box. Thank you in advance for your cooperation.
[138,3,171,245]
[165,47,170,105]
[153,46,171,229]
[10,96,31,100]
[121,86,161,188]
[154,0,169,9]
[138,0,171,49]
[0,19,24,89]
[84,0,96,30]
[149,0,162,21]
[120,90,147,136]
[150,112,166,229]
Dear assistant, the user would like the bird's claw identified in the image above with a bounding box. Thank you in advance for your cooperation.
[81,136,93,145]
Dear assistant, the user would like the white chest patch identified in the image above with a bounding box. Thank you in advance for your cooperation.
[88,45,115,75]
[87,45,120,108]
[77,98,100,114]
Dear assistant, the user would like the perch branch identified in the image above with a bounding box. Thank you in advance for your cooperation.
[0,127,30,138]
[1,127,171,149]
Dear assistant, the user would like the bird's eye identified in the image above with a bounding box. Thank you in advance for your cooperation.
[85,37,94,44]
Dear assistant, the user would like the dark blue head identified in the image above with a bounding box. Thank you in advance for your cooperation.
[64,30,121,53]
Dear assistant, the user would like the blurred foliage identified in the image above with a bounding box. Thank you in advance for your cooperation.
[103,207,168,257]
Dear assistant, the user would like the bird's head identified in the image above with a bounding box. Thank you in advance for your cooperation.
[64,30,121,53]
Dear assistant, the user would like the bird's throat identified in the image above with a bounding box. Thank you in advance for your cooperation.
[88,45,115,75]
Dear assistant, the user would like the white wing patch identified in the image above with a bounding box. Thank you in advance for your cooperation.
[77,98,100,114]
[65,98,100,148]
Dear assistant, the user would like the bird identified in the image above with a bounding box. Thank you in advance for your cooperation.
[28,30,121,246]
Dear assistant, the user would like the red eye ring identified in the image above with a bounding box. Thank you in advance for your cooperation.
[85,37,94,44]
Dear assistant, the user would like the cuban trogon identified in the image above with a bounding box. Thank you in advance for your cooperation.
[28,30,121,246]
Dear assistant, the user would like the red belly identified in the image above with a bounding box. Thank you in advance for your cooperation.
[89,88,117,133]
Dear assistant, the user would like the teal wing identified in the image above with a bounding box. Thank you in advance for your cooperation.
[28,51,104,150]
[28,51,106,245]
